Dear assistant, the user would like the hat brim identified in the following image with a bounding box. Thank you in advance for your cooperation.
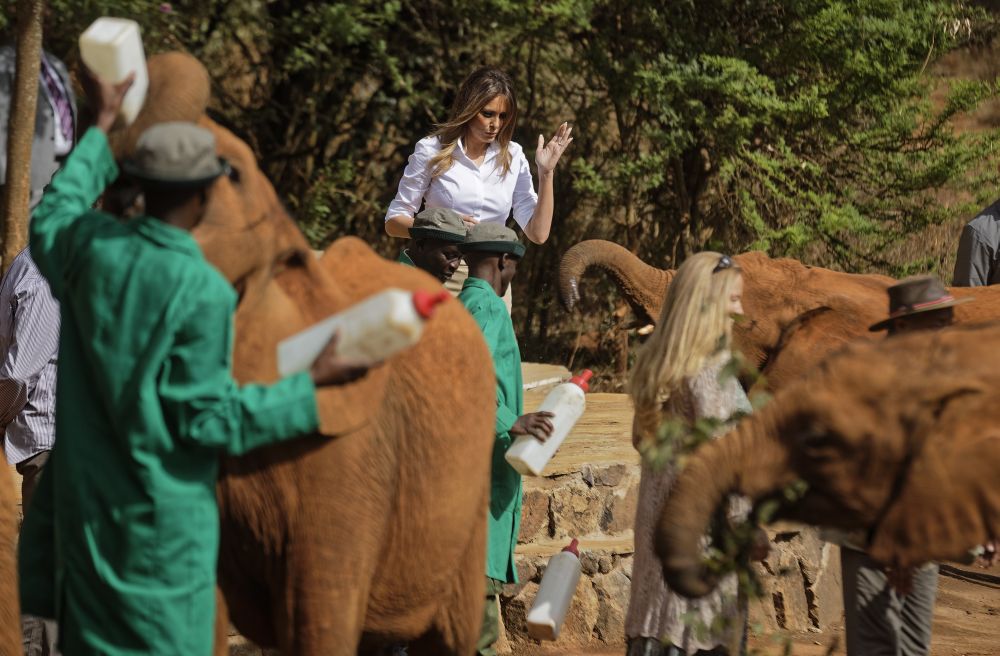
[122,158,230,190]
[458,241,526,257]
[867,296,973,332]
[409,227,466,243]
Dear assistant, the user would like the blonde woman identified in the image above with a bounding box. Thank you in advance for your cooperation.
[384,66,572,299]
[625,252,749,656]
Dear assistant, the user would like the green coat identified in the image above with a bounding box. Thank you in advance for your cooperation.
[398,249,415,266]
[20,127,320,655]
[458,277,523,583]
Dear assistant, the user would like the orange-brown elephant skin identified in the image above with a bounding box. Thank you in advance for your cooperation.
[656,323,1000,599]
[0,467,19,654]
[109,53,496,655]
[559,240,1000,389]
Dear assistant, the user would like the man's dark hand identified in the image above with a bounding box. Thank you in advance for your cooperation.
[309,332,376,387]
[81,66,135,133]
[510,411,555,442]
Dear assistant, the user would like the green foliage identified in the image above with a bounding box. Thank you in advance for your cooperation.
[19,0,1000,375]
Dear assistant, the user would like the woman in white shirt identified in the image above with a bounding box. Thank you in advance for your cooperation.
[385,66,572,299]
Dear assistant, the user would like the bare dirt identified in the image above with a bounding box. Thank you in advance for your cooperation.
[527,562,1000,656]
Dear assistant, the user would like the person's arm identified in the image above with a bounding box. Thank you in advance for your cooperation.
[385,139,436,238]
[520,123,573,245]
[27,129,117,295]
[463,296,520,438]
[0,285,59,430]
[28,71,133,297]
[160,290,373,456]
[952,222,993,287]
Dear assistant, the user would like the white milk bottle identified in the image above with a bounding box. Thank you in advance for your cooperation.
[527,539,582,641]
[505,369,592,476]
[79,17,149,124]
[277,289,450,376]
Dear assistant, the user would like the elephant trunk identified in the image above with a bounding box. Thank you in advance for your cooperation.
[654,409,793,598]
[558,240,673,324]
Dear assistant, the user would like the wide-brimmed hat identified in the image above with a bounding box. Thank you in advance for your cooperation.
[410,208,467,243]
[459,222,525,257]
[122,122,228,189]
[868,275,972,332]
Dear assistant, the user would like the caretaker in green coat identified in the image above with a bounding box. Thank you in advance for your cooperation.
[396,207,466,283]
[19,72,374,655]
[457,223,554,656]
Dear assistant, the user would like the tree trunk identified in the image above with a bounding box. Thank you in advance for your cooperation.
[1,0,45,275]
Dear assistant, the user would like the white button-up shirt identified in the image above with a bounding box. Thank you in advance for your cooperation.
[385,136,538,229]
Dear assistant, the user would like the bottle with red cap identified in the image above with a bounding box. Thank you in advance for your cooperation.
[276,289,450,376]
[505,370,593,476]
[527,538,582,641]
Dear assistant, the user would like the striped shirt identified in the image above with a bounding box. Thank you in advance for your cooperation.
[0,248,59,464]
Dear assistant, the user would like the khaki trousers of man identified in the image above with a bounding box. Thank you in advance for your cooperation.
[17,451,60,656]
[475,577,505,656]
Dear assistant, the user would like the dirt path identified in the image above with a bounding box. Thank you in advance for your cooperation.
[530,562,1000,656]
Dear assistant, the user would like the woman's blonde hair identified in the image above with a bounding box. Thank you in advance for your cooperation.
[628,251,743,437]
[429,67,518,178]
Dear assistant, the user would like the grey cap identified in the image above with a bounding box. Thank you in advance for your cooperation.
[459,222,525,257]
[410,208,467,243]
[122,122,229,189]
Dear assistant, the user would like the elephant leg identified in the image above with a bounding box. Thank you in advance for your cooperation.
[275,441,392,655]
[408,501,487,656]
[278,531,381,655]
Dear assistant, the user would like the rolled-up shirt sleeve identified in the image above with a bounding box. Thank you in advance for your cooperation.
[510,148,538,230]
[385,138,435,221]
[952,223,993,287]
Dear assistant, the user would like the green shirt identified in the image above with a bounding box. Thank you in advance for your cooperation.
[458,276,523,583]
[398,249,415,267]
[19,128,320,655]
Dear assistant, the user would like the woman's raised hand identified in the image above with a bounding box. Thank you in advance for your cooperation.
[535,122,573,175]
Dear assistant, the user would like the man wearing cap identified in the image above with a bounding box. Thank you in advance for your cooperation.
[397,207,466,284]
[835,275,969,656]
[457,223,554,656]
[19,71,374,655]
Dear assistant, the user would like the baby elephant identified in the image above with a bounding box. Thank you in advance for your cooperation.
[657,322,1000,598]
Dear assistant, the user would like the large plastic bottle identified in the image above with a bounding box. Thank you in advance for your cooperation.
[527,539,582,641]
[277,289,450,376]
[505,370,592,476]
[79,17,149,124]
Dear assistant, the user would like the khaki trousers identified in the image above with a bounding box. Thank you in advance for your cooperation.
[475,577,505,656]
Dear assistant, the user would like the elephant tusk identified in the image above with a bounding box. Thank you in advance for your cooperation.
[637,324,655,336]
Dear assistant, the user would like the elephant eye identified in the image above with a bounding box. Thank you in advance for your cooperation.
[272,249,308,278]
[227,165,242,184]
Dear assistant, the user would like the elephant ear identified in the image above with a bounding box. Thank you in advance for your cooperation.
[868,386,1000,569]
[106,51,211,159]
[311,237,454,437]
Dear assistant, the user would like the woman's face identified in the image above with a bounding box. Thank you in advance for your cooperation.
[727,274,744,319]
[465,95,509,149]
